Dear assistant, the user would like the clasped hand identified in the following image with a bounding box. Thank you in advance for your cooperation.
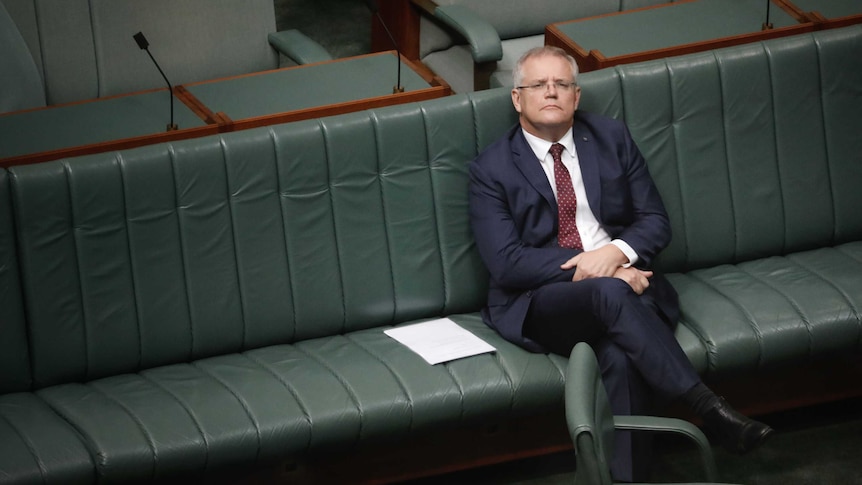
[560,245,652,295]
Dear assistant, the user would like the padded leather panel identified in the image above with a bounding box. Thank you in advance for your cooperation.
[15,0,279,104]
[32,0,99,104]
[573,26,862,374]
[669,242,862,376]
[5,89,567,481]
[90,0,278,97]
[574,26,862,274]
[0,169,30,393]
[3,26,860,482]
[0,393,94,484]
[0,1,44,112]
[34,314,566,482]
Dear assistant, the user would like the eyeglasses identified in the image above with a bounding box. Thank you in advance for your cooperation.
[516,81,578,92]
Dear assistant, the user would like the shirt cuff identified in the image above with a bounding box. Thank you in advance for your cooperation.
[610,239,639,268]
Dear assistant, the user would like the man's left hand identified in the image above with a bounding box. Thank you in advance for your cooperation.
[561,244,629,281]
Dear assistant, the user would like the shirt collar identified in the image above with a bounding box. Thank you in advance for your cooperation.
[522,128,575,162]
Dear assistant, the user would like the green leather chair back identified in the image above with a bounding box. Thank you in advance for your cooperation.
[0,1,44,112]
[2,0,279,104]
[0,168,31,393]
[577,25,862,273]
[7,92,517,389]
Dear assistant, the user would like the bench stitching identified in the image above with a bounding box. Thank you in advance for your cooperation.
[64,160,90,382]
[318,119,349,335]
[168,144,196,360]
[138,370,211,473]
[293,342,364,444]
[736,259,814,358]
[219,137,249,350]
[369,111,399,325]
[88,381,159,481]
[191,361,263,464]
[269,128,298,343]
[345,332,416,433]
[116,152,144,371]
[242,351,314,450]
[687,270,765,370]
[0,406,50,482]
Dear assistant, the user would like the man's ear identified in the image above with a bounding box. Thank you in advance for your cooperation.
[573,86,582,111]
[511,89,522,113]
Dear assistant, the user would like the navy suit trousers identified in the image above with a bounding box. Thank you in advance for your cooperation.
[523,276,700,481]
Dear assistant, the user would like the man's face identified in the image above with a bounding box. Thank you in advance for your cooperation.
[512,54,581,141]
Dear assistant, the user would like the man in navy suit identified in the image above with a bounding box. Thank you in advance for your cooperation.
[468,46,772,481]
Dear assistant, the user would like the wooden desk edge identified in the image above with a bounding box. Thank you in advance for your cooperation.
[547,21,818,73]
[0,124,220,168]
[1,51,451,168]
[218,85,450,133]
[545,0,821,72]
[598,22,815,71]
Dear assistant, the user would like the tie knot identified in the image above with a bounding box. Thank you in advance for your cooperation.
[549,143,565,162]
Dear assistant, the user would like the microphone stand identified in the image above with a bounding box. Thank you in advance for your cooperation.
[365,0,404,93]
[133,32,178,131]
[762,0,773,30]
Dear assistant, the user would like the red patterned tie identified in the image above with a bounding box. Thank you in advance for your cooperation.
[550,143,583,250]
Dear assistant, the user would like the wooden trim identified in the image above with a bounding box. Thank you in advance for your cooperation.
[215,84,449,133]
[186,52,450,133]
[1,52,450,168]
[0,124,220,168]
[545,0,816,73]
[372,0,422,60]
[587,23,815,72]
[174,85,220,125]
[772,0,812,22]
[810,12,862,30]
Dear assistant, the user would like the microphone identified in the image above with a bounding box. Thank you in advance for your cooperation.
[762,0,773,30]
[364,0,404,93]
[133,31,178,131]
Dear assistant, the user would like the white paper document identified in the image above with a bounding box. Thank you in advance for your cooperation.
[384,318,496,365]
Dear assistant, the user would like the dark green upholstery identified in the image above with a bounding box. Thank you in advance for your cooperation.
[0,169,29,394]
[584,25,862,376]
[0,25,860,484]
[3,96,568,483]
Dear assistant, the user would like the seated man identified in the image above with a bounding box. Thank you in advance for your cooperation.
[468,45,772,481]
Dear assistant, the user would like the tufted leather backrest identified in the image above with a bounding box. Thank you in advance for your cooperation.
[8,93,517,389]
[576,25,862,273]
[7,25,860,390]
[0,169,31,393]
[3,0,279,105]
[0,1,44,112]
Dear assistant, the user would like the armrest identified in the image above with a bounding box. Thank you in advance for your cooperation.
[614,415,718,482]
[432,4,502,63]
[268,29,333,65]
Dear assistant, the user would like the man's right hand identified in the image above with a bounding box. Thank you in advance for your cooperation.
[613,267,652,295]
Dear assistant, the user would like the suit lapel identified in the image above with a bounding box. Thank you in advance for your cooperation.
[573,118,602,218]
[510,128,557,211]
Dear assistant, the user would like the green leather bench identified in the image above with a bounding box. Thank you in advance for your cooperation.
[1,24,860,484]
[0,0,330,108]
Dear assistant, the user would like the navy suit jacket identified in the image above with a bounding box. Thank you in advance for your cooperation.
[468,111,676,351]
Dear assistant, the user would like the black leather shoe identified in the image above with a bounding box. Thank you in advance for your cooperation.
[702,398,773,454]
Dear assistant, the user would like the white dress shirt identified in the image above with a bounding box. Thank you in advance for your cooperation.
[522,128,639,267]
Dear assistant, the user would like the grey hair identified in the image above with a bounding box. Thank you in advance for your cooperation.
[512,45,580,88]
